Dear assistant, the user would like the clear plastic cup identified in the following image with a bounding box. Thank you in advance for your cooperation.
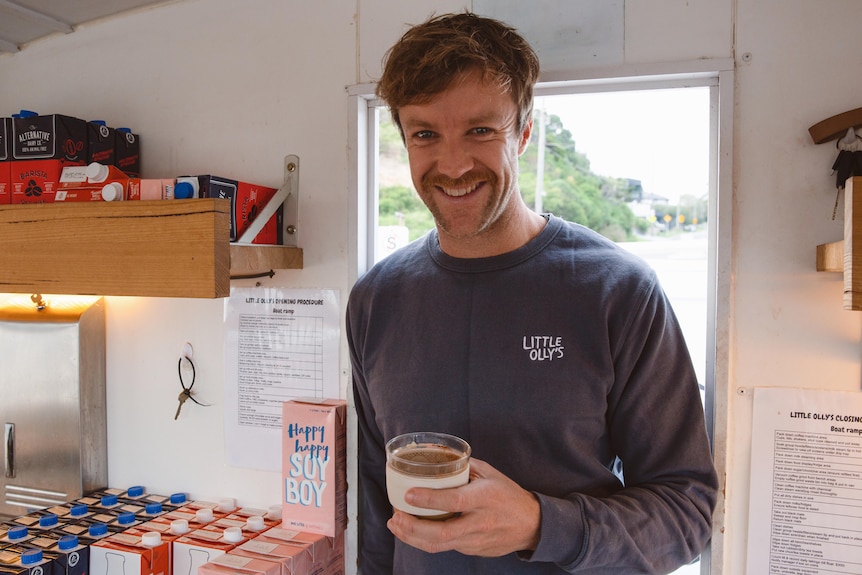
[385,431,471,519]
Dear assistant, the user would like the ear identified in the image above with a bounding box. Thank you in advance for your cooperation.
[517,119,533,156]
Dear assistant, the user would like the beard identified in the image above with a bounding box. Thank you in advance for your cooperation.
[418,169,507,240]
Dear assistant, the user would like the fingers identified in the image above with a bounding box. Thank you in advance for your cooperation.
[386,457,542,557]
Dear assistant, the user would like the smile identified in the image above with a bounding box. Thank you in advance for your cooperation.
[439,181,481,197]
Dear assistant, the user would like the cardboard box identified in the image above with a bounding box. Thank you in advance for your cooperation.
[0,118,10,204]
[11,113,88,204]
[196,175,283,244]
[244,528,343,575]
[172,526,246,575]
[56,163,131,202]
[89,532,170,575]
[0,547,57,575]
[128,178,175,201]
[227,540,311,575]
[88,121,115,167]
[281,399,347,538]
[114,128,140,178]
[198,553,281,575]
[52,535,89,575]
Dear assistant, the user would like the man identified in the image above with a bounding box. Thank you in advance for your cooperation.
[347,12,718,574]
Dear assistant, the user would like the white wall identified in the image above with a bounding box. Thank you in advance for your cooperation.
[1,1,860,573]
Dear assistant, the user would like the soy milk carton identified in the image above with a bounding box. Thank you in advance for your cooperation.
[281,399,347,537]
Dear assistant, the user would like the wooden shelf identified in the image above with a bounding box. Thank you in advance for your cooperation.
[0,199,302,298]
[816,177,862,309]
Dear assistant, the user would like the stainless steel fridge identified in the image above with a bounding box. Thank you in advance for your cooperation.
[1,294,107,517]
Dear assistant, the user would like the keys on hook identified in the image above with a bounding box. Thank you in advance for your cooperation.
[174,353,209,420]
[175,390,190,420]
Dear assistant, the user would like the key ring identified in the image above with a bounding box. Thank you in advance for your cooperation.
[178,356,207,406]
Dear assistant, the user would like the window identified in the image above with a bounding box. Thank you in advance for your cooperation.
[349,61,732,574]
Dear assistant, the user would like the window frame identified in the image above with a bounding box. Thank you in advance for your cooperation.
[347,58,734,574]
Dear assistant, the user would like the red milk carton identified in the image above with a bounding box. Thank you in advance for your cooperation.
[0,118,10,204]
[196,175,284,244]
[56,162,131,202]
[11,112,88,203]
[281,399,347,538]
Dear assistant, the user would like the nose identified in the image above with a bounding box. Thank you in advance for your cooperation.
[435,138,474,179]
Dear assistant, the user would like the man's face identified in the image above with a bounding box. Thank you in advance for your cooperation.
[398,70,532,246]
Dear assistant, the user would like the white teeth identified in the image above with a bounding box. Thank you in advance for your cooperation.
[441,183,478,197]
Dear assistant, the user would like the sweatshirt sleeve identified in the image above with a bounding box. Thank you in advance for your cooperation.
[347,296,396,574]
[523,278,718,574]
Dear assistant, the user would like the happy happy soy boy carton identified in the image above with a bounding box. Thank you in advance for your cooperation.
[281,399,346,537]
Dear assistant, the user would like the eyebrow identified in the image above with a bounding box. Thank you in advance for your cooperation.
[402,111,511,131]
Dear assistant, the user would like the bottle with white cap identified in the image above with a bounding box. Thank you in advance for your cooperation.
[84,161,130,201]
[90,529,170,575]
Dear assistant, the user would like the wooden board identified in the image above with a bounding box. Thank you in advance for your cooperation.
[0,199,231,298]
[845,177,862,310]
[816,240,843,273]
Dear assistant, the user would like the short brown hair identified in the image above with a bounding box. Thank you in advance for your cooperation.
[377,12,540,137]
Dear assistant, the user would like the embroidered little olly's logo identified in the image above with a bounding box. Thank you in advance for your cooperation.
[522,335,565,361]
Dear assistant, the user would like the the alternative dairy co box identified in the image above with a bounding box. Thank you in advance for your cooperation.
[281,399,347,537]
[11,113,88,203]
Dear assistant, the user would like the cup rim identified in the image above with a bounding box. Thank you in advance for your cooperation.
[385,431,471,467]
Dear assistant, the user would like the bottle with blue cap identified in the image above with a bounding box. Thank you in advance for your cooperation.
[82,522,111,545]
[55,535,88,575]
[113,511,141,531]
[68,503,92,521]
[19,547,52,575]
[174,177,199,199]
[35,513,64,532]
[123,485,147,500]
[143,502,165,518]
[3,524,32,544]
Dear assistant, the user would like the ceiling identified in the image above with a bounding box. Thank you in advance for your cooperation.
[0,0,170,54]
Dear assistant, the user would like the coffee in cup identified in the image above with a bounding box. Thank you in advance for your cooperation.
[385,432,470,519]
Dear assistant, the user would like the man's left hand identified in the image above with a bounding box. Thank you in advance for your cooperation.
[386,457,541,557]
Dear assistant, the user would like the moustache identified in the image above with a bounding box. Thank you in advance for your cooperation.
[422,170,497,190]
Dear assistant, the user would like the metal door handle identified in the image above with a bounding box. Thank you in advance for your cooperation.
[4,423,13,478]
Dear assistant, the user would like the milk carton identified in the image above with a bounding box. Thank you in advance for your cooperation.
[195,175,284,244]
[198,553,281,575]
[89,531,169,575]
[114,128,140,178]
[56,162,131,202]
[88,121,116,167]
[53,535,90,575]
[0,118,10,204]
[11,112,88,203]
[172,525,246,575]
[281,399,347,537]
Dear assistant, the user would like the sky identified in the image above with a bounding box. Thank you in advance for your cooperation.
[540,87,711,204]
